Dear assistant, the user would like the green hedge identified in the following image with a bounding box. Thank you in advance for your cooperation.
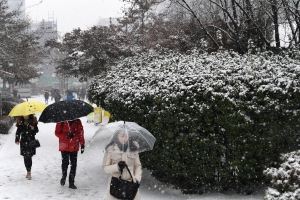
[0,115,15,134]
[263,150,300,199]
[88,49,300,194]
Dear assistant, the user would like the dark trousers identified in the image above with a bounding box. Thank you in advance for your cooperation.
[61,151,78,184]
[24,155,32,172]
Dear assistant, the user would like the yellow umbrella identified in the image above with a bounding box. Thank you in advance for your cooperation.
[8,101,47,117]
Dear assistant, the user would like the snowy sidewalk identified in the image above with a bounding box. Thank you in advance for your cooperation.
[0,95,264,200]
[0,113,106,200]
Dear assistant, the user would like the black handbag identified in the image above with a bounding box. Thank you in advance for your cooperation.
[29,139,40,149]
[110,165,140,200]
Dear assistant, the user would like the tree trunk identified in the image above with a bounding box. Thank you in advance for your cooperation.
[271,0,280,48]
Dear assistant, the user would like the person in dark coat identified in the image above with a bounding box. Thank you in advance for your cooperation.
[15,114,39,180]
[44,91,50,105]
[13,88,18,98]
[54,92,61,102]
[55,119,85,189]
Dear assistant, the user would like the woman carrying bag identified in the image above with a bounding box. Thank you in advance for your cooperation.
[102,130,142,200]
[15,114,39,180]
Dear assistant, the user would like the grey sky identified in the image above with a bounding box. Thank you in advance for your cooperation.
[25,0,127,34]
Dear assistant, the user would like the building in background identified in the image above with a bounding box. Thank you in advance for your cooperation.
[97,17,118,27]
[30,13,79,97]
[30,12,58,76]
[29,12,59,95]
[30,12,58,45]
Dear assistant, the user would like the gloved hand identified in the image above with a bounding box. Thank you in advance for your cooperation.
[118,161,127,172]
[81,146,85,154]
[67,132,74,139]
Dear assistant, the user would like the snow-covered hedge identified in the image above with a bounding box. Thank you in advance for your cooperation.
[88,48,300,194]
[264,151,300,200]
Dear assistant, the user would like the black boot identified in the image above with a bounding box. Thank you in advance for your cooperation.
[69,184,77,189]
[60,178,66,186]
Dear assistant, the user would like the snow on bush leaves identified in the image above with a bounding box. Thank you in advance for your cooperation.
[89,49,300,118]
[264,151,300,200]
[88,48,300,194]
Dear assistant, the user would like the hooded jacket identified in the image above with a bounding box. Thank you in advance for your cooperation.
[54,119,85,152]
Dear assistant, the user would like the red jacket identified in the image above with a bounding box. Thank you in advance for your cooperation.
[55,119,85,152]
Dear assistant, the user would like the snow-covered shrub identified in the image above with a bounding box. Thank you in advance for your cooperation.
[264,151,300,200]
[88,48,300,194]
[0,115,14,134]
[0,97,23,134]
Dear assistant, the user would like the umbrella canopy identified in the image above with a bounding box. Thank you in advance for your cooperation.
[8,101,46,117]
[95,121,156,153]
[38,100,93,123]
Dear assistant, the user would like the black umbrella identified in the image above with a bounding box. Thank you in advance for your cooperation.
[39,100,94,123]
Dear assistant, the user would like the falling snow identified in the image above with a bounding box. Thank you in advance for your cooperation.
[0,95,264,199]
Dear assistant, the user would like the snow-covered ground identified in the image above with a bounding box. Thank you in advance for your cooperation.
[0,95,265,200]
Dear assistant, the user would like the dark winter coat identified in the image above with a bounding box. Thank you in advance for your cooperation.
[54,119,85,152]
[44,92,49,99]
[54,93,61,102]
[15,115,39,156]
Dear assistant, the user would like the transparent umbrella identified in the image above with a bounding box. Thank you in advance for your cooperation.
[94,121,156,153]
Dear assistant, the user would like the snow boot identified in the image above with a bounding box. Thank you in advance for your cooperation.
[60,178,66,186]
[69,184,77,189]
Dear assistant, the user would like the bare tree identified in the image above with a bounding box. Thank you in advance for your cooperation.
[165,0,278,53]
[281,0,300,48]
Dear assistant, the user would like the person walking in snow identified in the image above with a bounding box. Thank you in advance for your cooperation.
[66,90,75,100]
[54,92,61,102]
[54,119,85,189]
[44,91,50,105]
[15,114,39,180]
[12,88,18,98]
[102,130,142,200]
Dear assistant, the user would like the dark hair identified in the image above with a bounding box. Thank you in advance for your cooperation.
[106,130,139,151]
[16,114,37,126]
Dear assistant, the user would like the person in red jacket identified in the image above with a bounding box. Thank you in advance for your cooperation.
[54,119,85,189]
